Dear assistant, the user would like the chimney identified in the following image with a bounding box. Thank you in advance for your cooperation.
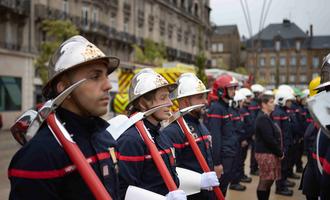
[310,24,313,37]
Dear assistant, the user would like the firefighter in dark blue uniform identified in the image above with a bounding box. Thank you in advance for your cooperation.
[206,74,240,196]
[162,73,219,200]
[229,91,248,191]
[238,88,255,183]
[8,36,121,199]
[272,89,296,196]
[249,84,265,175]
[116,69,186,200]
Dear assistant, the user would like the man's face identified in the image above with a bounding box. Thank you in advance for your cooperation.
[227,86,236,99]
[285,100,292,108]
[62,61,112,117]
[185,93,208,116]
[146,87,173,121]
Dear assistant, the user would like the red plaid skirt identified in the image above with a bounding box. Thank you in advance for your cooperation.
[255,153,281,180]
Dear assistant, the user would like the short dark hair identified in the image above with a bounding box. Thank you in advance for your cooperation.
[258,94,274,106]
[128,89,157,115]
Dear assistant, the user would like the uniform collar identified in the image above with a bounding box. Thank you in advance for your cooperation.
[184,113,199,123]
[143,118,161,136]
[56,107,107,138]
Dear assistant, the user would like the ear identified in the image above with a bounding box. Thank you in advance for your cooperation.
[56,80,68,94]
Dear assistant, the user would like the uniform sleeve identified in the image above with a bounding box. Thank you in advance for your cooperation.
[207,104,223,165]
[320,145,330,198]
[256,116,283,157]
[162,123,185,166]
[8,146,62,200]
[117,133,145,198]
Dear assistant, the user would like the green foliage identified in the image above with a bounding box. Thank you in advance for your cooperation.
[35,20,79,84]
[132,39,167,66]
[234,67,248,75]
[195,52,208,85]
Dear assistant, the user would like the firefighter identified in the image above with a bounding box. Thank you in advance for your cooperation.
[249,84,265,175]
[8,35,121,199]
[228,91,248,191]
[237,88,255,183]
[272,89,295,196]
[162,73,219,200]
[206,74,240,196]
[299,76,321,200]
[116,68,187,199]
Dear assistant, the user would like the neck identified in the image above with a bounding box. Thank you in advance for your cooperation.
[262,108,270,116]
[146,115,160,126]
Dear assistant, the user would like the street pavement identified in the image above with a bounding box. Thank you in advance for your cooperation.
[0,129,305,199]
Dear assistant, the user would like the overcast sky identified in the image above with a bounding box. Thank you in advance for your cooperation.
[210,0,330,38]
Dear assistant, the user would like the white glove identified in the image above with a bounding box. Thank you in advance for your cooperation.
[200,171,220,190]
[166,189,187,200]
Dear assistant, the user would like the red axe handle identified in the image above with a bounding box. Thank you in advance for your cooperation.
[177,116,225,200]
[135,120,178,191]
[47,113,112,200]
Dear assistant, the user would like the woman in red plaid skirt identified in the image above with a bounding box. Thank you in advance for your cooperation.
[255,93,284,200]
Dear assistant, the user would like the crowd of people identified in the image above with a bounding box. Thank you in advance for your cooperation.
[6,35,330,200]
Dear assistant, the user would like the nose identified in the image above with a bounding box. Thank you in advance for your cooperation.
[103,76,112,92]
[166,97,173,106]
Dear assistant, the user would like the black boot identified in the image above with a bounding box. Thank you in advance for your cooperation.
[257,190,270,200]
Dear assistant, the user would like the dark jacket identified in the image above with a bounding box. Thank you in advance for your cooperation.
[255,111,283,157]
[240,106,254,142]
[271,105,293,151]
[207,99,239,165]
[162,114,213,173]
[117,119,179,198]
[8,107,119,200]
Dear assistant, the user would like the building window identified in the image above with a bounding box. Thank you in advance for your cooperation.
[159,20,165,36]
[63,0,69,15]
[270,57,275,66]
[211,59,217,67]
[280,75,286,83]
[313,56,319,68]
[123,22,129,32]
[218,43,223,52]
[212,44,217,52]
[110,13,116,27]
[296,41,301,51]
[300,56,307,66]
[184,30,189,45]
[280,57,286,66]
[137,10,144,28]
[177,28,182,42]
[300,66,307,73]
[275,41,281,51]
[148,15,154,32]
[300,75,307,82]
[92,7,98,25]
[259,57,265,67]
[168,24,173,39]
[0,76,22,111]
[289,75,295,82]
[290,56,296,66]
[312,73,319,78]
[82,6,89,27]
[270,74,275,83]
[192,34,196,47]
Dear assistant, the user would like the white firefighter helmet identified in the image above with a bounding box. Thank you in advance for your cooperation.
[231,90,246,108]
[238,88,254,98]
[278,84,294,95]
[174,73,210,99]
[307,81,330,138]
[42,35,120,98]
[128,68,177,108]
[251,84,265,93]
[275,90,295,106]
[263,90,274,96]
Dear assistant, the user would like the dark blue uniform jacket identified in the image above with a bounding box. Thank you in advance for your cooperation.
[117,119,179,198]
[271,105,293,151]
[162,114,213,173]
[207,99,239,165]
[8,107,119,200]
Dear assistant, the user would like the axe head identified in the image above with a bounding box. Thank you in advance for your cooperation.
[10,79,87,145]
